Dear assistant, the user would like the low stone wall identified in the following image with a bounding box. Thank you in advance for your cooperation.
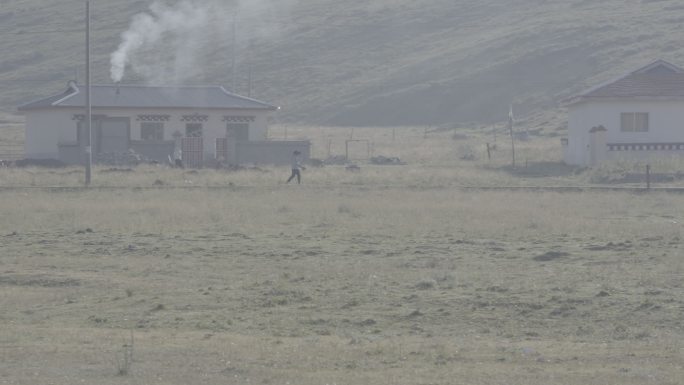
[58,141,175,166]
[606,143,684,163]
[131,141,175,163]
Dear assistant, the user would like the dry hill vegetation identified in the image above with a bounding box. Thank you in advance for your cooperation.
[2,0,684,125]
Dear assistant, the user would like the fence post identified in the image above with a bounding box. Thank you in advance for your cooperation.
[486,143,491,161]
[646,164,651,190]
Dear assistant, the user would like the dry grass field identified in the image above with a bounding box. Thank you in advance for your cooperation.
[1,127,684,384]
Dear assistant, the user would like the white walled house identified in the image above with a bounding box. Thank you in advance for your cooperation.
[563,60,684,166]
[18,83,309,167]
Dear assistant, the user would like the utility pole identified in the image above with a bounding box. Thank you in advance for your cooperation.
[508,104,516,168]
[85,1,92,185]
[247,45,253,98]
[231,12,237,91]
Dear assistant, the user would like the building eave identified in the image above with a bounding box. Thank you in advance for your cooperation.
[51,83,79,106]
[564,59,684,107]
[18,83,279,112]
[564,95,684,107]
[18,105,279,112]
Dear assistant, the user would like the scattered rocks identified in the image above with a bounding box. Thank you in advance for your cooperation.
[14,158,67,168]
[100,168,134,173]
[370,156,405,165]
[323,155,349,165]
[96,149,157,166]
[306,158,325,168]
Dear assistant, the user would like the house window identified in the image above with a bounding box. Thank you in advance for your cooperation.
[141,122,164,141]
[77,121,86,145]
[621,112,649,132]
[227,123,250,141]
[186,123,203,138]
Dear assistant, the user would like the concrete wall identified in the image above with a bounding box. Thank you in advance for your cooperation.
[23,107,273,161]
[606,149,684,163]
[25,109,76,159]
[130,141,175,163]
[58,143,82,165]
[566,100,684,166]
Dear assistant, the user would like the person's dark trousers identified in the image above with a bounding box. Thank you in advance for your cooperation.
[175,159,184,169]
[286,169,301,184]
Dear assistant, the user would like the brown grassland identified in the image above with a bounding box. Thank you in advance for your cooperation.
[1,125,683,384]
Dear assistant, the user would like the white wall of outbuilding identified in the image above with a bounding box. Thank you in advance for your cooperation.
[566,99,684,166]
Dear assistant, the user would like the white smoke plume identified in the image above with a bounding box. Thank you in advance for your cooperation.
[110,0,296,84]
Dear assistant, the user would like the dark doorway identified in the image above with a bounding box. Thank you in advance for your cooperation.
[99,118,130,153]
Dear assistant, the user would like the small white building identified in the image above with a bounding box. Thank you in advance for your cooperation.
[18,83,309,167]
[563,59,684,166]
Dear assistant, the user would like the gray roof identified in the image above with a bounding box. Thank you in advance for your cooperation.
[566,60,684,105]
[18,83,278,111]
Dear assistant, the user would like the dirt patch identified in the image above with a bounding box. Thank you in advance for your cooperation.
[0,274,80,287]
[585,242,632,251]
[100,168,135,173]
[533,251,570,262]
[14,159,67,168]
[504,162,583,178]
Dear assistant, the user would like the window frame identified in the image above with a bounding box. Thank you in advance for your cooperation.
[140,122,165,141]
[620,112,649,133]
[185,123,203,138]
[226,122,250,141]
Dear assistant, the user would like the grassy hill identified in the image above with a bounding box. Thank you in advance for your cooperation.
[2,0,684,126]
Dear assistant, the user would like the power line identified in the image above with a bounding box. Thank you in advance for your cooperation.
[0,13,490,36]
[13,28,84,35]
[7,26,128,35]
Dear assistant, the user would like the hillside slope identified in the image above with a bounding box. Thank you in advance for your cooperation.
[2,0,684,126]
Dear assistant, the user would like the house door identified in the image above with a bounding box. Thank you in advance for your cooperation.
[182,137,204,168]
[99,118,130,153]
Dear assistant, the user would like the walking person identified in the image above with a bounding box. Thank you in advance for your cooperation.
[286,150,305,184]
[173,146,184,169]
